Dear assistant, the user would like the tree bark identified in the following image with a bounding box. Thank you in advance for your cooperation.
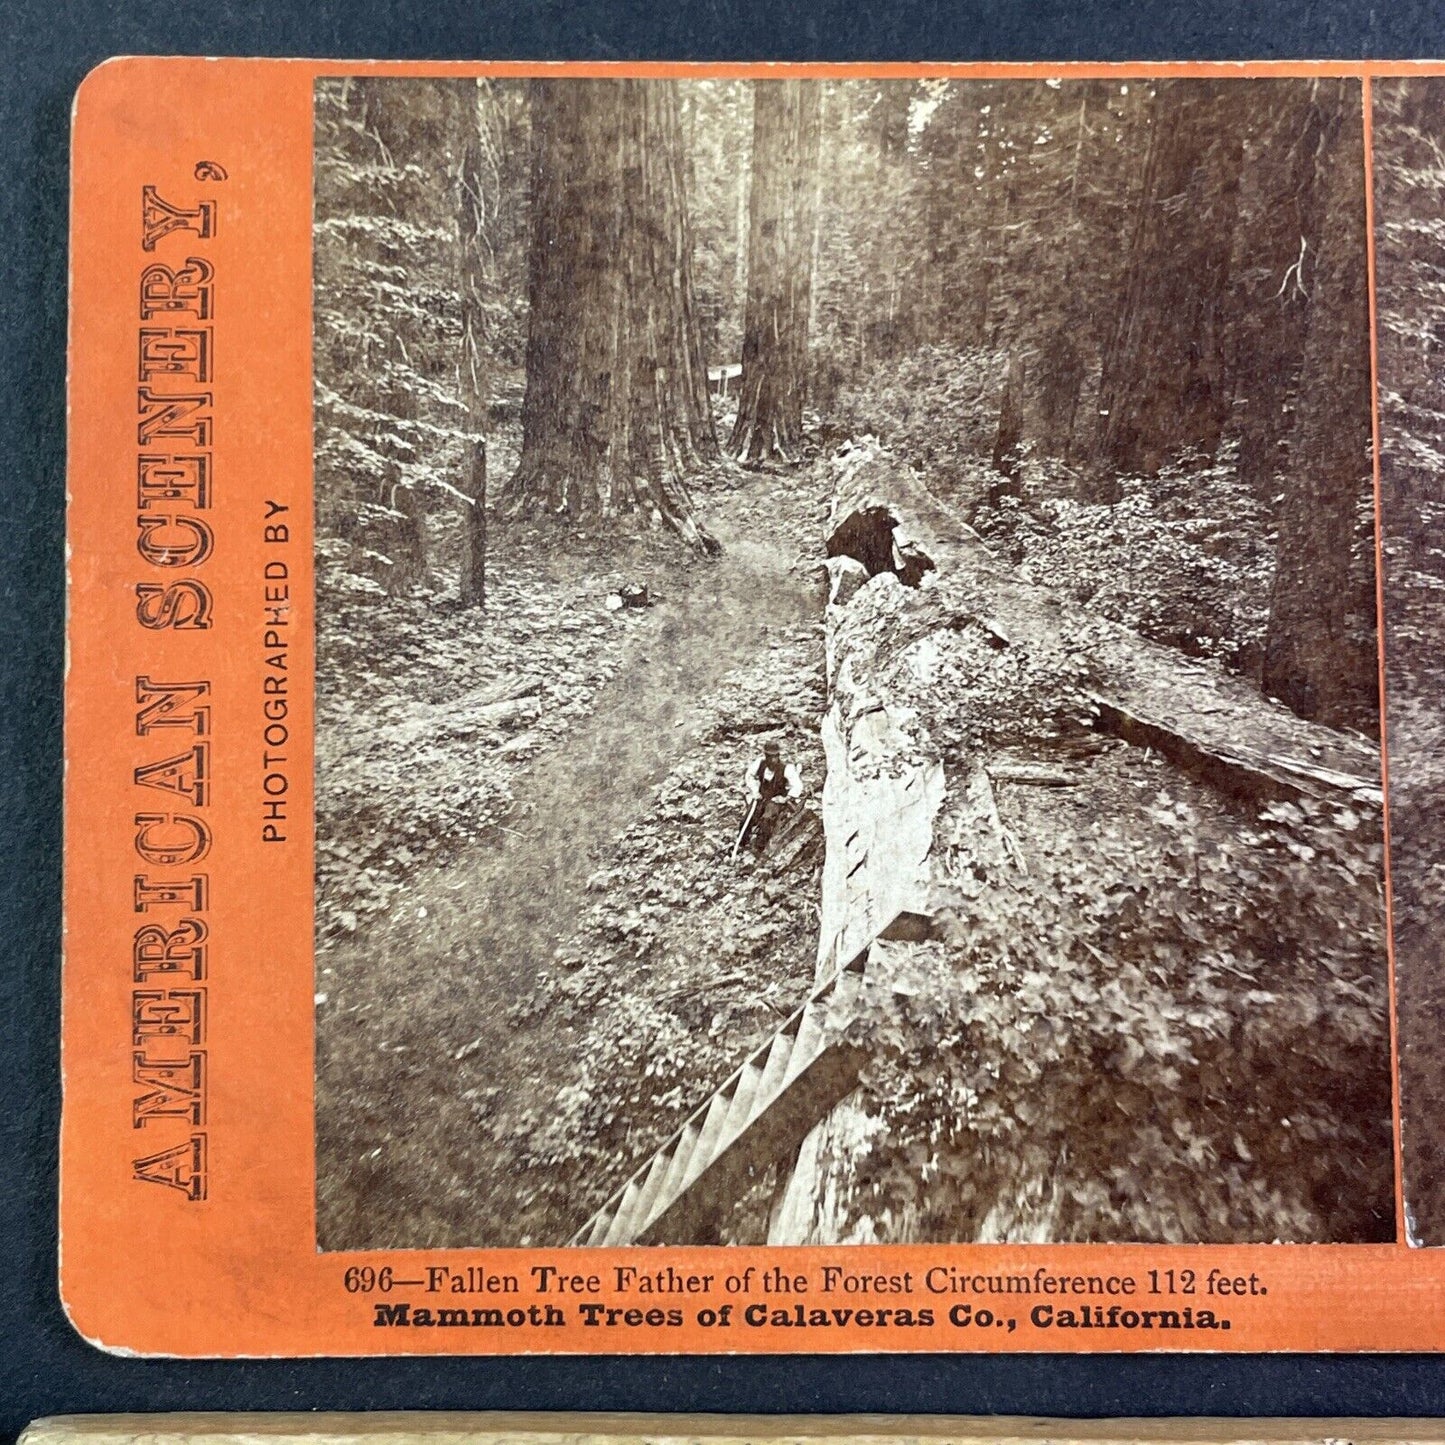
[729,81,822,464]
[460,439,487,608]
[1034,334,1085,461]
[503,79,720,554]
[385,464,426,596]
[991,353,1027,483]
[450,79,492,431]
[1093,81,1246,491]
[808,85,828,339]
[1225,84,1331,501]
[1262,82,1377,729]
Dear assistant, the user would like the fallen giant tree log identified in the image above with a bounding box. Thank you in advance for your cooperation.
[575,440,1393,1248]
[766,440,1391,1246]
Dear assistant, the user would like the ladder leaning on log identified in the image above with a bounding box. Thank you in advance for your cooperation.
[573,441,1385,1249]
[571,949,871,1248]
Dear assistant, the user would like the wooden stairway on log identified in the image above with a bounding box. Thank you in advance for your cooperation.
[571,954,870,1247]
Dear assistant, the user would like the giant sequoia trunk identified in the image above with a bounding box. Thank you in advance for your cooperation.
[1094,81,1246,490]
[1225,83,1335,501]
[770,443,1390,1245]
[1262,83,1377,729]
[729,82,822,464]
[504,80,720,553]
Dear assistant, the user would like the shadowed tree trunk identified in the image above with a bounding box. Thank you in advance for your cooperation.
[729,81,823,464]
[450,79,492,433]
[1227,83,1332,502]
[449,79,493,605]
[460,440,487,607]
[384,463,427,596]
[1262,82,1377,728]
[1034,333,1085,461]
[503,79,720,554]
[1093,81,1246,495]
[991,352,1027,487]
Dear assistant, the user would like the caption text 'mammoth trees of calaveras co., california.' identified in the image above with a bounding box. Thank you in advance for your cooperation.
[500,79,723,555]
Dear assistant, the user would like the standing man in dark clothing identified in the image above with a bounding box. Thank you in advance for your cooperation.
[734,739,803,861]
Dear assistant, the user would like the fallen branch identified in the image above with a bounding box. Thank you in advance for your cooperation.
[980,768,1029,874]
[988,763,1076,787]
[1087,692,1378,806]
[664,971,749,1002]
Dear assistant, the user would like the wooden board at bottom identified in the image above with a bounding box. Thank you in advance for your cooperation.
[20,1418,1445,1445]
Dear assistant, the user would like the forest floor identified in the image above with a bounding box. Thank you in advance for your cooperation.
[315,447,835,1249]
[316,423,1394,1251]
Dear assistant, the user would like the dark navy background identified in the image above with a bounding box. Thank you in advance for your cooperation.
[8,0,1445,1435]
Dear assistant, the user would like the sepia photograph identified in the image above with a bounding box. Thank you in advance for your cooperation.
[1373,74,1445,1249]
[311,74,1393,1252]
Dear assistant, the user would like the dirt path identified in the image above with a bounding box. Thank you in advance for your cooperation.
[316,499,822,1249]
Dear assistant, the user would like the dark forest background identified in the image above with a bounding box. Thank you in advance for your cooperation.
[315,74,1378,736]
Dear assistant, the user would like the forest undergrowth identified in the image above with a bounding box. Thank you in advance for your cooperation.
[840,344,1377,693]
[315,443,835,1249]
[317,418,1393,1249]
[850,709,1391,1243]
[771,453,1394,1245]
